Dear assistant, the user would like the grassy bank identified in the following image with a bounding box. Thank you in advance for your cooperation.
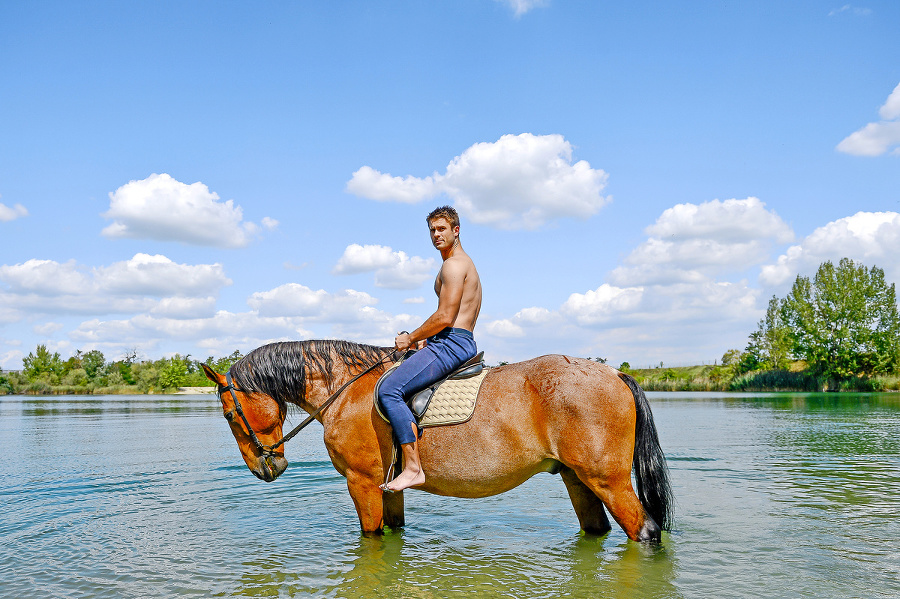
[627,364,900,392]
[0,378,216,396]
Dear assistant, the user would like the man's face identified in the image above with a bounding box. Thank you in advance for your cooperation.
[428,217,458,251]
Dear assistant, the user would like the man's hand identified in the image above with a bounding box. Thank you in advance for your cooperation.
[395,332,413,351]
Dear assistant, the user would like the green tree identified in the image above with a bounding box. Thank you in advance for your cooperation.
[134,361,161,393]
[81,350,106,381]
[707,349,744,382]
[205,349,244,373]
[61,368,89,387]
[22,345,64,382]
[159,354,190,390]
[782,258,900,380]
[661,368,679,382]
[744,296,792,371]
[112,349,138,386]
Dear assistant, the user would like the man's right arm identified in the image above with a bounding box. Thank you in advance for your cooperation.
[395,259,466,350]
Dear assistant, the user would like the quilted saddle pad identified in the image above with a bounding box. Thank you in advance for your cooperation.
[418,367,489,427]
[374,365,490,428]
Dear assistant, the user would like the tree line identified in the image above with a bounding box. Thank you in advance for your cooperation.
[0,347,244,395]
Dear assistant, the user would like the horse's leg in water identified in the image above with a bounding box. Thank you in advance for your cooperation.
[574,468,661,542]
[382,489,405,529]
[343,444,405,533]
[345,470,390,534]
[560,466,611,535]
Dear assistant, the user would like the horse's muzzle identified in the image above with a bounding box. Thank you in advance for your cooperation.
[252,454,288,482]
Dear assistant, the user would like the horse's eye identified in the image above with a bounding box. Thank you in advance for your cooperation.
[224,410,235,422]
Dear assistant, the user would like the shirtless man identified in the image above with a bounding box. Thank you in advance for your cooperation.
[378,205,482,493]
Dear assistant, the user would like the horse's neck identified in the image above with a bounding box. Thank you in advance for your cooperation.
[295,362,358,415]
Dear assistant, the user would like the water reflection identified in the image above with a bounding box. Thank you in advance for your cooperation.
[222,519,682,598]
[302,530,681,598]
[14,396,218,418]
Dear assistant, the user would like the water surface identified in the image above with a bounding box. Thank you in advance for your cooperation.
[1,392,898,597]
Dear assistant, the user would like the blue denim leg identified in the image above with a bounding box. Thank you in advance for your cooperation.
[378,329,477,445]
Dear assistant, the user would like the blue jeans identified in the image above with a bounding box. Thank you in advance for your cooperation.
[378,328,477,444]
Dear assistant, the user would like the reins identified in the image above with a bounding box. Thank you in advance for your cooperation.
[220,351,394,457]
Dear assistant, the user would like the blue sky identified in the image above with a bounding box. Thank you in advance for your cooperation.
[2,0,899,370]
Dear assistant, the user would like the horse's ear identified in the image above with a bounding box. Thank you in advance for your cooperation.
[201,363,226,386]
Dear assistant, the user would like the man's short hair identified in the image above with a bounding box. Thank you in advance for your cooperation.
[426,205,460,229]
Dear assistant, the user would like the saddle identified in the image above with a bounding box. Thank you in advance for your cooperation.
[374,351,488,426]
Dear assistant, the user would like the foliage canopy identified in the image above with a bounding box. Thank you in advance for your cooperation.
[745,258,900,382]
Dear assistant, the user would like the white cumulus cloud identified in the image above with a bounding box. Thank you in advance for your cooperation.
[837,82,900,156]
[0,199,28,222]
[347,133,610,230]
[248,283,380,321]
[333,244,435,289]
[879,81,900,120]
[484,319,526,338]
[611,197,793,286]
[345,167,439,204]
[102,173,273,247]
[0,254,231,317]
[760,211,900,287]
[483,307,559,339]
[646,197,793,243]
[0,259,90,295]
[149,297,218,319]
[33,322,64,336]
[94,253,231,297]
[561,284,644,325]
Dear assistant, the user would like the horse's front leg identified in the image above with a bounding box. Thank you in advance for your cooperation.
[345,470,405,534]
[345,470,387,534]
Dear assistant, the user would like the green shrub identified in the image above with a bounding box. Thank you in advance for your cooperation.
[730,370,820,392]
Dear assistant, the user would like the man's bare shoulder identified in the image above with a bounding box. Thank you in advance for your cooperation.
[440,252,478,277]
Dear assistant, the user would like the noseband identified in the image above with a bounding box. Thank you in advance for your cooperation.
[219,353,393,457]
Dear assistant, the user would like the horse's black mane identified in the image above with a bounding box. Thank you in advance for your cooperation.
[230,340,389,412]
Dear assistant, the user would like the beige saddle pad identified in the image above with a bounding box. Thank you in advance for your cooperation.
[375,365,490,428]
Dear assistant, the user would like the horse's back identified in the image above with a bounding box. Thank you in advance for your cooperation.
[481,354,633,415]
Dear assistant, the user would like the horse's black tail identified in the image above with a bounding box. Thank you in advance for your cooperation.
[618,372,674,531]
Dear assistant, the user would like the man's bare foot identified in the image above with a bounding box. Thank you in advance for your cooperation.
[380,466,425,493]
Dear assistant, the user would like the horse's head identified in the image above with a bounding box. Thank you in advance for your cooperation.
[201,363,289,482]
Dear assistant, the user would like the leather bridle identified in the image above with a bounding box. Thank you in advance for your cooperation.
[218,352,393,457]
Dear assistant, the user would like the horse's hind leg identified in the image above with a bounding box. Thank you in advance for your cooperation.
[572,469,661,542]
[560,466,611,536]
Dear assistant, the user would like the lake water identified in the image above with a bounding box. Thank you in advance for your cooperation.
[1,392,898,598]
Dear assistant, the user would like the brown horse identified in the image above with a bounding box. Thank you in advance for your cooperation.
[201,339,673,542]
